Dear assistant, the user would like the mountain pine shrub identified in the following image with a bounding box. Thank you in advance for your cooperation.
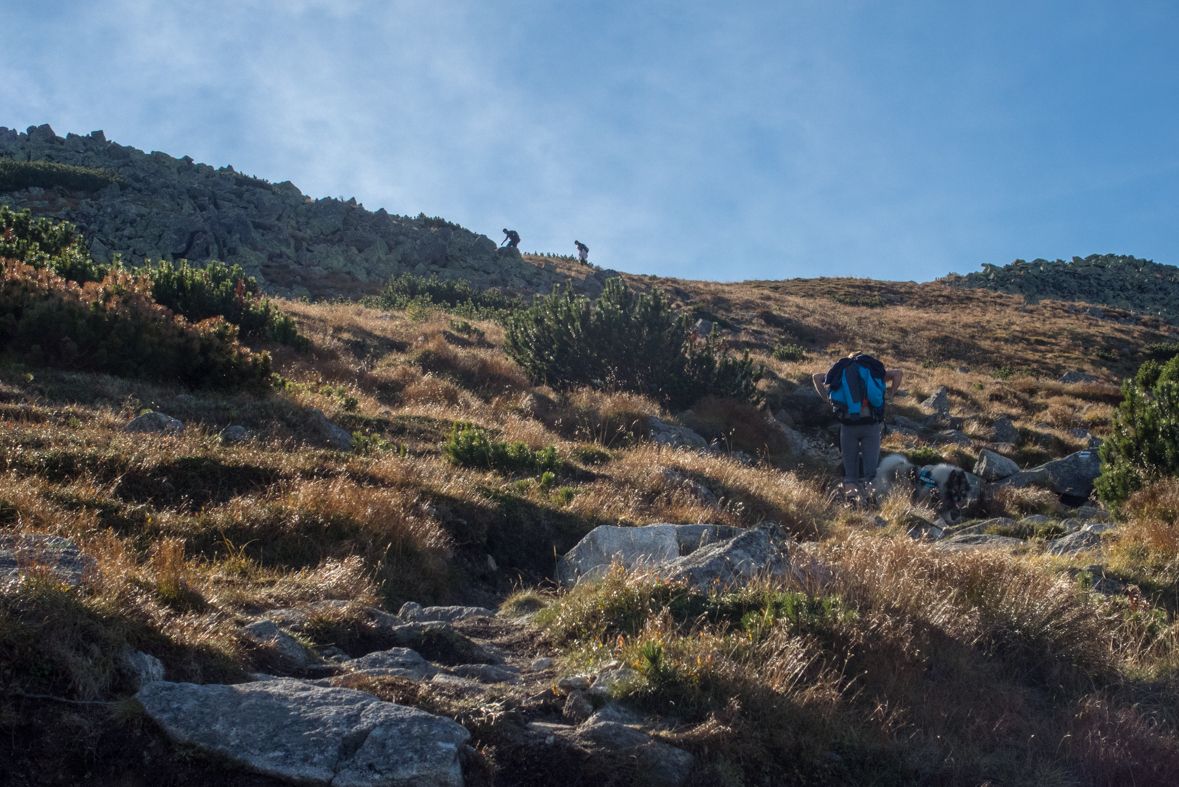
[0,260,272,391]
[1096,355,1179,509]
[0,159,123,193]
[373,272,519,321]
[503,278,764,410]
[441,422,561,475]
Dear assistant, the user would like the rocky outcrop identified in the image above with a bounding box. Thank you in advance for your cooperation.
[973,449,1020,481]
[942,254,1179,323]
[648,417,708,450]
[992,449,1102,499]
[556,524,743,587]
[0,124,600,300]
[650,524,795,592]
[136,679,470,787]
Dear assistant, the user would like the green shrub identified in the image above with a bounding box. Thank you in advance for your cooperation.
[503,278,764,410]
[771,343,807,362]
[0,160,122,193]
[441,422,562,475]
[1142,342,1179,362]
[0,260,272,391]
[1096,356,1179,509]
[831,294,884,308]
[447,318,484,339]
[0,206,105,283]
[373,273,519,321]
[905,446,944,466]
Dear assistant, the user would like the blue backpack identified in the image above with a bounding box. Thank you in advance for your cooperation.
[824,354,887,425]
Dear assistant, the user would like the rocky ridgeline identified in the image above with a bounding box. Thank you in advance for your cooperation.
[0,124,614,300]
[942,254,1179,322]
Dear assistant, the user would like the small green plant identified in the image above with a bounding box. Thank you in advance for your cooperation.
[447,318,485,339]
[994,366,1014,380]
[831,294,884,308]
[571,444,613,465]
[1142,342,1179,361]
[905,446,944,466]
[1095,347,1119,362]
[554,486,575,505]
[441,422,562,475]
[771,343,806,362]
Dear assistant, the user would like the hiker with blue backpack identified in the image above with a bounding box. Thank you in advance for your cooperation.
[812,353,902,502]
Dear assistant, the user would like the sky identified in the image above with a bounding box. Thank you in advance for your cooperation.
[1,1,1176,282]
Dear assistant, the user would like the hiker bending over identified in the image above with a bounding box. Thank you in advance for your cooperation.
[812,353,902,500]
[501,228,521,248]
[574,240,589,265]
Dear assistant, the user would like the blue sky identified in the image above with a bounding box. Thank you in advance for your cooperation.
[2,1,1176,282]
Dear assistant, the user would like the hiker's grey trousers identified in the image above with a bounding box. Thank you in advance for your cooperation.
[840,421,882,484]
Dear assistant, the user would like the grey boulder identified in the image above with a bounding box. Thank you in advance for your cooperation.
[124,411,183,434]
[937,534,1026,552]
[342,647,437,681]
[921,386,950,413]
[1045,523,1117,556]
[994,449,1102,498]
[310,408,353,450]
[0,534,100,591]
[1059,371,1099,384]
[648,417,708,450]
[136,679,469,787]
[651,525,795,593]
[556,524,743,587]
[973,449,1020,481]
[242,620,311,672]
[398,602,496,623]
[991,415,1020,444]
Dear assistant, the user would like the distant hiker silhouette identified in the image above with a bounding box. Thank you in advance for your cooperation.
[574,240,589,265]
[501,229,520,248]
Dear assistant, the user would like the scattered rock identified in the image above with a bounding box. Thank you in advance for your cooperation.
[398,603,496,624]
[449,663,521,684]
[1045,523,1116,556]
[973,449,1020,481]
[590,666,639,697]
[692,318,713,340]
[937,429,972,445]
[949,517,1018,536]
[900,510,944,541]
[921,386,950,413]
[891,414,925,431]
[649,524,796,593]
[530,656,553,671]
[937,534,1026,552]
[0,534,100,592]
[309,409,353,450]
[124,411,183,434]
[562,690,594,723]
[342,647,437,681]
[661,468,719,507]
[992,415,1020,444]
[221,425,249,443]
[119,648,165,689]
[648,417,708,450]
[575,718,695,787]
[772,409,795,427]
[557,675,593,694]
[241,620,311,672]
[1074,505,1110,522]
[136,679,469,787]
[556,524,743,587]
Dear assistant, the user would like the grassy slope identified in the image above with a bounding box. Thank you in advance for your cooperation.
[2,269,1179,785]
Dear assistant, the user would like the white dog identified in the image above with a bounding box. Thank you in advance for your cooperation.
[872,454,971,517]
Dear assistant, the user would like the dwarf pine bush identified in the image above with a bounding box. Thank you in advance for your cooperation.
[441,422,561,475]
[503,278,764,410]
[1096,355,1179,509]
[0,160,123,193]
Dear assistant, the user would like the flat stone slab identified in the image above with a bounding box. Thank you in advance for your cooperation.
[342,648,437,681]
[136,679,469,787]
[1045,523,1117,556]
[124,411,183,433]
[556,524,743,587]
[648,525,794,593]
[398,602,496,623]
[936,534,1026,552]
[0,534,100,592]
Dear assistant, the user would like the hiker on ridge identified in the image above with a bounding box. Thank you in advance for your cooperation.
[501,228,520,249]
[574,240,589,265]
[812,354,902,502]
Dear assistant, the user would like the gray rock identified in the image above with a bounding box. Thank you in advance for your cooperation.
[242,620,311,672]
[772,409,795,427]
[529,656,553,671]
[449,663,521,684]
[221,425,249,442]
[1074,505,1110,522]
[586,703,646,726]
[556,523,743,587]
[1037,449,1103,498]
[1087,307,1104,319]
[398,603,496,623]
[343,648,437,681]
[921,386,950,413]
[136,679,469,787]
[0,534,100,592]
[937,429,972,445]
[891,414,925,431]
[558,675,594,693]
[992,415,1020,444]
[648,417,708,450]
[119,649,165,689]
[900,510,945,541]
[563,690,594,723]
[652,525,794,593]
[576,719,695,786]
[937,534,1026,552]
[692,318,713,340]
[1045,523,1116,556]
[590,666,639,697]
[1019,514,1052,526]
[309,409,353,450]
[661,468,719,507]
[124,411,183,434]
[974,449,1020,481]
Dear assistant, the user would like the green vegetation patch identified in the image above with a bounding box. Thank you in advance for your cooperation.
[442,422,561,475]
[0,159,123,193]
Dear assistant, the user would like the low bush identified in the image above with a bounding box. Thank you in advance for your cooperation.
[0,160,122,193]
[771,342,806,362]
[1097,354,1179,509]
[0,260,273,391]
[504,278,764,409]
[372,273,519,321]
[441,422,561,475]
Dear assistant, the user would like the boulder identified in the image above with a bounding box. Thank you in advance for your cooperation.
[648,524,794,593]
[648,417,708,450]
[973,449,1020,481]
[937,534,1026,552]
[562,690,594,723]
[310,409,353,450]
[1044,523,1116,556]
[661,468,719,507]
[221,425,249,442]
[1059,371,1099,384]
[991,415,1020,444]
[575,719,695,787]
[921,386,950,413]
[136,679,469,787]
[242,620,311,672]
[449,663,521,684]
[891,414,925,432]
[937,429,971,445]
[124,411,183,434]
[556,524,743,586]
[397,602,496,623]
[119,648,165,689]
[900,510,944,541]
[1033,449,1103,498]
[692,318,713,340]
[0,534,100,592]
[341,647,437,681]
